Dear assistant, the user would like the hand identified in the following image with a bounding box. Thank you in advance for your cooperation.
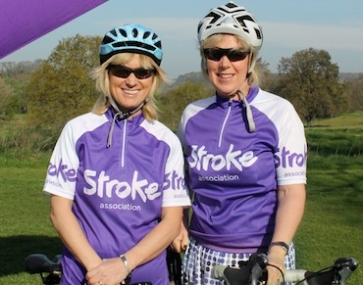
[266,251,286,285]
[86,257,128,285]
[170,224,189,253]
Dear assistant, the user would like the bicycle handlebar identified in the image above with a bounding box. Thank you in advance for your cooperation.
[211,253,358,285]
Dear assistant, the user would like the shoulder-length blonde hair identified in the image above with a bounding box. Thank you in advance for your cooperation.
[90,53,170,121]
[199,34,260,86]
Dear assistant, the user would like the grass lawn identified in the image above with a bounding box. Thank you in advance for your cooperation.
[0,151,62,284]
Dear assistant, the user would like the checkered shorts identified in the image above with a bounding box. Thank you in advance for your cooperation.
[182,237,295,285]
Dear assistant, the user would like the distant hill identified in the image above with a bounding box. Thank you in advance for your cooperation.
[165,71,363,90]
[339,72,363,82]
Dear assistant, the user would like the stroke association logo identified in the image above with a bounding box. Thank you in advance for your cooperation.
[275,146,307,169]
[189,144,258,171]
[82,169,161,202]
[189,143,307,173]
[47,159,77,182]
[47,159,185,203]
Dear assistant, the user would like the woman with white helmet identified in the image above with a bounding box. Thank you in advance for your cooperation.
[43,23,190,285]
[173,2,307,285]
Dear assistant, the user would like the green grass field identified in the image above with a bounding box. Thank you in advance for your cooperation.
[0,113,362,284]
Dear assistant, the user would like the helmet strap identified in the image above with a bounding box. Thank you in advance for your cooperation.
[106,96,150,148]
[247,52,255,74]
[108,95,149,120]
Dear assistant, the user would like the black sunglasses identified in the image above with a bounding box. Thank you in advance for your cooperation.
[108,65,155,79]
[203,48,250,62]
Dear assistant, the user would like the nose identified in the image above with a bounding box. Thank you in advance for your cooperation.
[125,73,138,85]
[219,55,231,68]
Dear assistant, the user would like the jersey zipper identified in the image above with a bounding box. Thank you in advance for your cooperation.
[121,119,127,168]
[218,99,232,148]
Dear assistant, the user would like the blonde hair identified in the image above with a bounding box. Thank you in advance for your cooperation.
[90,53,170,121]
[199,34,260,86]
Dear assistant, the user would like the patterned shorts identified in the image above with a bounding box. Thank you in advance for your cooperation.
[182,237,295,285]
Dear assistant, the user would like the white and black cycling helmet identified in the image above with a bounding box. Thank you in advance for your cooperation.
[197,1,263,50]
[99,23,163,65]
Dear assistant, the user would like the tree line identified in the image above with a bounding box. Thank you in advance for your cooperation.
[0,34,362,152]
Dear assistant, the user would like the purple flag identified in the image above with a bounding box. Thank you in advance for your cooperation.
[0,0,108,59]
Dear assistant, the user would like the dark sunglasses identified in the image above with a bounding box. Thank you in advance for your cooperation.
[203,48,250,62]
[108,65,155,79]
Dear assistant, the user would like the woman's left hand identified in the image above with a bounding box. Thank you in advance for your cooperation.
[86,257,128,285]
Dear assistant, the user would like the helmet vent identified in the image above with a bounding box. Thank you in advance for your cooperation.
[110,29,117,37]
[155,41,162,49]
[144,31,151,39]
[119,28,127,38]
[226,2,238,9]
[254,28,262,40]
[207,12,220,24]
[132,28,138,37]
[102,35,113,45]
[237,16,254,28]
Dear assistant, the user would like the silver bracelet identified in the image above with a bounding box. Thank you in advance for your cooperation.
[119,255,131,275]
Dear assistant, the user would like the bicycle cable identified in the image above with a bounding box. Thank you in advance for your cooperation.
[266,263,285,283]
[295,265,334,285]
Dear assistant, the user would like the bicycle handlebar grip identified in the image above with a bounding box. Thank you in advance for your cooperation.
[284,270,308,284]
[211,265,251,285]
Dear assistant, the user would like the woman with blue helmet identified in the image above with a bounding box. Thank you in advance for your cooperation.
[174,2,307,285]
[43,23,190,285]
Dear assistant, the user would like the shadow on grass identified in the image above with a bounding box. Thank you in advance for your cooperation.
[0,235,63,277]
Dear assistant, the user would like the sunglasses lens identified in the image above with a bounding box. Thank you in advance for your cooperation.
[229,51,249,61]
[204,49,249,62]
[134,69,154,79]
[109,65,154,79]
[204,49,222,61]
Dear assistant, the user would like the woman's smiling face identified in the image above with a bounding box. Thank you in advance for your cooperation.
[206,34,250,99]
[108,54,154,115]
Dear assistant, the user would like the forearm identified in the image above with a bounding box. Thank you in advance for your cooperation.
[124,206,183,271]
[272,184,306,244]
[266,184,306,283]
[50,195,101,271]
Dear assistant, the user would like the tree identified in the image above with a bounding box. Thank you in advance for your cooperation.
[26,34,101,149]
[0,76,17,120]
[255,58,278,92]
[275,48,348,126]
[158,81,213,132]
[349,75,363,113]
[0,60,43,114]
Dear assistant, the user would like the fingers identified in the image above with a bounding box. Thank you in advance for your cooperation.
[266,265,284,285]
[181,236,189,250]
[170,236,189,252]
[86,258,126,285]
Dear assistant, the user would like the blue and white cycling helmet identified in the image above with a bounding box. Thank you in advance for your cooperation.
[99,23,163,65]
[197,2,263,50]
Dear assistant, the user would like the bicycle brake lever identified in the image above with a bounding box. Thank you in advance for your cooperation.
[333,257,358,271]
[250,253,268,285]
[332,258,359,285]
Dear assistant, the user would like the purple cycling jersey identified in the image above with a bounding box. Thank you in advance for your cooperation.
[43,108,190,285]
[178,87,307,253]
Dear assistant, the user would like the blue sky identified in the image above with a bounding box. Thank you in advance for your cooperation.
[2,0,363,79]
